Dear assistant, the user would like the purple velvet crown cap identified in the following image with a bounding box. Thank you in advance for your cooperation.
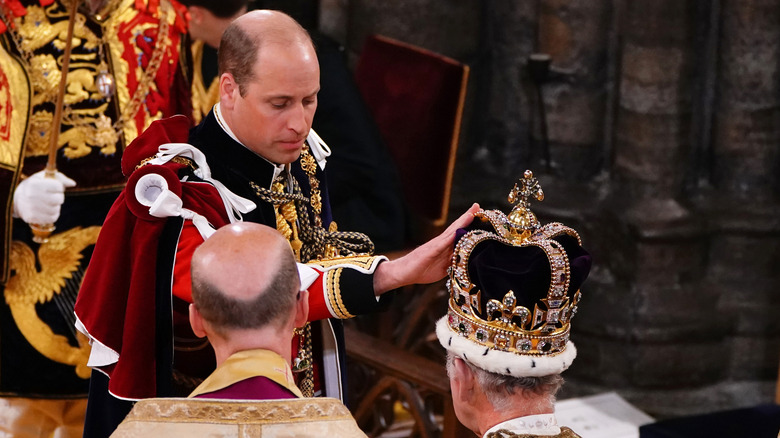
[456,223,592,314]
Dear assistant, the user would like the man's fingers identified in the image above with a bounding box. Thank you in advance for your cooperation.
[442,203,480,236]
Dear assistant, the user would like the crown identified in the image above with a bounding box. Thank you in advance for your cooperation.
[437,171,591,377]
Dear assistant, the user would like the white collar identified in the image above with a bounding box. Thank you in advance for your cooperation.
[483,414,560,437]
[213,103,287,185]
[213,102,241,145]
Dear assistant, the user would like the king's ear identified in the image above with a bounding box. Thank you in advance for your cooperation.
[450,357,476,403]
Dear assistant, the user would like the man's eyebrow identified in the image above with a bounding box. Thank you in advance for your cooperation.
[265,90,319,101]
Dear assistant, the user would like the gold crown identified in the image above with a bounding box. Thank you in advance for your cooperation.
[446,170,584,358]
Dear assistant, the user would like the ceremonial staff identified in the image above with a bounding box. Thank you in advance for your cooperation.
[30,0,81,243]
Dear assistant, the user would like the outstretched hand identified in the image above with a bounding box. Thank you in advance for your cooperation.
[373,203,481,295]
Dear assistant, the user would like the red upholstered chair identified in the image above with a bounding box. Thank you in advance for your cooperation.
[354,34,469,243]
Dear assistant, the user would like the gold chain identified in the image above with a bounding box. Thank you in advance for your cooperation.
[113,1,170,133]
[299,147,322,226]
[292,323,314,397]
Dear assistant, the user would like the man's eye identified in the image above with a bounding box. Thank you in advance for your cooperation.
[271,101,288,109]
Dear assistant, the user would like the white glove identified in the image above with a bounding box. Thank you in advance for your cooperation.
[12,170,77,225]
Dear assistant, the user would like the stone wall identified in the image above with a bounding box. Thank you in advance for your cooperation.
[314,0,780,418]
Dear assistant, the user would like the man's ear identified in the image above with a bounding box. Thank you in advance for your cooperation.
[219,73,239,108]
[187,6,204,25]
[451,357,476,404]
[293,289,309,328]
[189,303,207,338]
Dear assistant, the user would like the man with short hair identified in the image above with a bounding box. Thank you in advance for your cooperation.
[179,0,247,123]
[436,172,592,437]
[75,9,477,437]
[179,0,248,49]
[445,354,569,437]
[187,222,308,400]
[184,0,408,250]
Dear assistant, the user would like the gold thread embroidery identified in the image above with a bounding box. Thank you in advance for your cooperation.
[4,226,102,378]
[485,427,581,438]
[0,0,177,170]
[299,147,321,219]
[308,255,381,271]
[124,397,356,423]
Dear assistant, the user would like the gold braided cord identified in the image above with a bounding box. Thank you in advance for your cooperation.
[251,179,374,262]
[248,147,374,263]
[269,179,302,257]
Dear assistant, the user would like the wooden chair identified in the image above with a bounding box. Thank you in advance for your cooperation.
[346,35,471,437]
[345,327,469,438]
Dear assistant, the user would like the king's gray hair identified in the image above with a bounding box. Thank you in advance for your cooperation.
[446,352,563,412]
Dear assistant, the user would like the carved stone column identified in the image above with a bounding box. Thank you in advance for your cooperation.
[570,1,727,417]
[702,0,780,403]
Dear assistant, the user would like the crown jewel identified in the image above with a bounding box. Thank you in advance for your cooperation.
[446,171,584,358]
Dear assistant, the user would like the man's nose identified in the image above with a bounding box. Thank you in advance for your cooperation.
[287,103,309,134]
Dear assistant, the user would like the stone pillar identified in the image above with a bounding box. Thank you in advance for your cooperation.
[612,2,694,199]
[570,1,728,417]
[704,0,780,404]
[712,0,780,200]
[528,0,612,301]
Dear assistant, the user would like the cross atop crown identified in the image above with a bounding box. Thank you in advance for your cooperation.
[507,170,545,240]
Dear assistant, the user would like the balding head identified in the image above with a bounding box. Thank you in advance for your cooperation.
[190,223,300,334]
[218,9,313,96]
